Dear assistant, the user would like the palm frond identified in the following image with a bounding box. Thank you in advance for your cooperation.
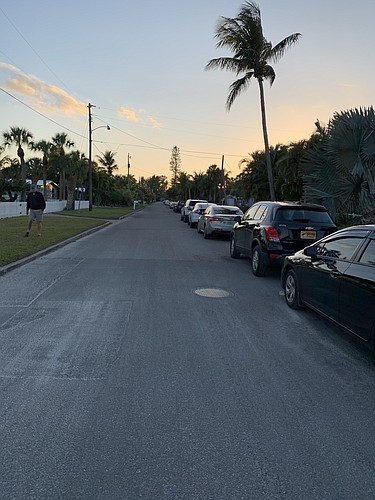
[226,73,253,110]
[270,33,301,63]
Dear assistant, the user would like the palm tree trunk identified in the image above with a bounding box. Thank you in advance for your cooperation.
[258,79,276,201]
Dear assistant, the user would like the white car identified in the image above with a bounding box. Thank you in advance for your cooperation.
[197,205,243,238]
[188,202,214,228]
[181,199,207,222]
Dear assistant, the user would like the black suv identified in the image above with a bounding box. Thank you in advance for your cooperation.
[230,201,337,276]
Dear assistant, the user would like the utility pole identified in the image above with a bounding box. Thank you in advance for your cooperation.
[88,103,110,211]
[221,154,225,202]
[88,102,95,212]
[127,153,131,190]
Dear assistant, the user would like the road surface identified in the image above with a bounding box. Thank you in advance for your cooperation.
[0,202,374,499]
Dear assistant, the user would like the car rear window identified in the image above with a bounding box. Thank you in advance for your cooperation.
[274,208,333,223]
[214,207,242,215]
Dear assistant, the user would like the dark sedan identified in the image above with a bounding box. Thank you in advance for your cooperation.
[281,225,375,349]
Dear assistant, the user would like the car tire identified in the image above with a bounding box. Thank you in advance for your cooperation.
[184,215,188,223]
[284,269,303,309]
[251,245,266,277]
[230,236,240,258]
[180,213,184,221]
[190,221,195,228]
[203,227,210,239]
[197,224,201,234]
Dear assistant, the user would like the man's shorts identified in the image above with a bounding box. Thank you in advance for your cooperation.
[29,209,43,222]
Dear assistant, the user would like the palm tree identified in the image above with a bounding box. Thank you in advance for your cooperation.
[30,139,53,198]
[191,171,207,198]
[303,107,375,223]
[51,132,75,200]
[177,171,192,200]
[26,157,44,185]
[205,1,301,201]
[64,150,89,210]
[96,150,118,176]
[2,126,34,200]
[206,164,222,202]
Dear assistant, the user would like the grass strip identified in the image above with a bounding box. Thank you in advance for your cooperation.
[0,215,106,267]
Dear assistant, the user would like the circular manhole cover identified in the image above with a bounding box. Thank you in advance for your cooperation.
[194,288,233,298]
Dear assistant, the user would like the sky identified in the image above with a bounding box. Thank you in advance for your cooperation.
[0,0,374,183]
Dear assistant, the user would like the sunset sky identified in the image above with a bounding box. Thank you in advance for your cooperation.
[0,0,373,182]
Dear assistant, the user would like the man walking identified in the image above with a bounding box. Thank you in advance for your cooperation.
[25,184,46,237]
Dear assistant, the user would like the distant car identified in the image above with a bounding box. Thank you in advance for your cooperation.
[281,224,375,349]
[169,201,177,209]
[181,199,207,222]
[230,201,337,276]
[188,202,213,228]
[197,205,243,238]
[173,201,184,213]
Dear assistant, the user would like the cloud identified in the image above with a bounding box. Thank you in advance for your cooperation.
[117,106,162,129]
[117,107,139,122]
[0,62,86,116]
[147,115,162,129]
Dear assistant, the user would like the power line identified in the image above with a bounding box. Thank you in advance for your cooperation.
[0,6,72,93]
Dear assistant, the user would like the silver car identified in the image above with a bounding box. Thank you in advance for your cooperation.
[197,205,243,239]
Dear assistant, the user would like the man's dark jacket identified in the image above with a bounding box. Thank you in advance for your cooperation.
[26,191,46,211]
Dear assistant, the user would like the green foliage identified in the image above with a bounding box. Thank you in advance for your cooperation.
[169,146,181,186]
[302,107,375,221]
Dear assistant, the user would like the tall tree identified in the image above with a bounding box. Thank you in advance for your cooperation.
[205,1,301,201]
[64,150,89,210]
[51,132,75,200]
[31,139,53,198]
[177,171,192,200]
[26,157,44,185]
[206,164,222,202]
[169,146,182,187]
[2,126,34,200]
[96,150,118,176]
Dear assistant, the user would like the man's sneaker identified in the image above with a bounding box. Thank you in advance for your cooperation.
[37,234,41,237]
[24,232,29,237]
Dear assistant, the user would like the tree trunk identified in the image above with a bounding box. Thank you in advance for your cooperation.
[66,177,76,210]
[258,79,276,201]
[18,147,26,202]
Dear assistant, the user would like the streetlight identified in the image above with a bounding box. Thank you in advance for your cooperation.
[88,102,110,211]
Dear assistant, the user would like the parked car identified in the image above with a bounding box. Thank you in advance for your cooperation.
[281,224,375,349]
[181,199,207,222]
[188,202,213,228]
[197,205,243,238]
[173,200,184,213]
[230,201,337,276]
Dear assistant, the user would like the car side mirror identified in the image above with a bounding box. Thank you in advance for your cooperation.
[304,245,317,258]
[234,215,242,223]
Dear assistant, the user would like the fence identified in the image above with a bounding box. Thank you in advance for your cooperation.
[0,200,89,218]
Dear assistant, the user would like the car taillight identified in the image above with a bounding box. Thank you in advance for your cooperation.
[209,217,224,222]
[268,253,280,260]
[264,226,280,242]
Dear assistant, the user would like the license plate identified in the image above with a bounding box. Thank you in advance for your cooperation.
[301,230,316,239]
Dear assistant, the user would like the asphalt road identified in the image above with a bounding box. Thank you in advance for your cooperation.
[0,202,374,499]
